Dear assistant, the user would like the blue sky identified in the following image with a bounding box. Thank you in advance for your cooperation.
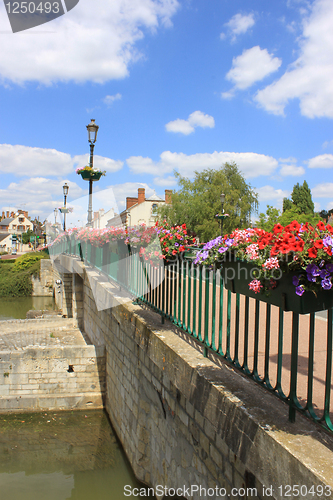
[0,0,332,226]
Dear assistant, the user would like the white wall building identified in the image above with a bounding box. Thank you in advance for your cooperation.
[107,189,172,228]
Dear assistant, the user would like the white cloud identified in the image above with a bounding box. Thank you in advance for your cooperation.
[0,144,73,176]
[165,119,195,135]
[153,176,177,187]
[103,93,122,106]
[222,13,255,41]
[323,140,333,149]
[279,164,305,176]
[279,156,297,163]
[225,46,282,91]
[312,183,333,197]
[256,185,290,202]
[165,111,215,135]
[0,144,124,177]
[127,150,278,178]
[307,154,333,169]
[0,0,179,85]
[73,154,124,173]
[255,0,333,117]
[0,178,84,218]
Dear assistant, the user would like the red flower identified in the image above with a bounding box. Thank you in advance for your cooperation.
[182,224,186,230]
[324,247,332,256]
[316,221,326,231]
[179,245,185,252]
[294,240,304,252]
[287,220,301,232]
[326,224,333,234]
[273,223,284,234]
[270,246,280,256]
[165,247,169,252]
[308,247,317,258]
[172,249,177,255]
[314,239,323,249]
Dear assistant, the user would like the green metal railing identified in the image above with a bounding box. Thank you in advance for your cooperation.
[52,237,333,434]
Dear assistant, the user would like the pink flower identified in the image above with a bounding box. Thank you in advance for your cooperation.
[249,279,263,293]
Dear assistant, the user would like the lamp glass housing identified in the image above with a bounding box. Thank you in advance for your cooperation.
[220,193,225,204]
[87,119,99,144]
[63,183,69,196]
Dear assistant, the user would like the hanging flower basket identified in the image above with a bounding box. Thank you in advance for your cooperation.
[222,260,333,314]
[80,171,103,181]
[76,165,106,181]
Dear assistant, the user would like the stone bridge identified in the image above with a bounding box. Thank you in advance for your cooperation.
[46,255,333,498]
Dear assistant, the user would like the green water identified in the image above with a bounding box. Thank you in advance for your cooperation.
[0,296,57,320]
[0,410,154,500]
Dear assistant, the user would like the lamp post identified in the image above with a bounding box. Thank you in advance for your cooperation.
[63,183,69,231]
[220,193,225,237]
[86,119,99,226]
[54,208,58,225]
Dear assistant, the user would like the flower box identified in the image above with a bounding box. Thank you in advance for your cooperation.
[80,171,103,181]
[222,260,333,314]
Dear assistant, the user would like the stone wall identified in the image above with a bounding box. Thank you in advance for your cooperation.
[31,259,53,296]
[59,256,333,500]
[0,344,105,413]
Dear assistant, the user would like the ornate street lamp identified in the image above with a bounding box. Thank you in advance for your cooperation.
[54,207,58,225]
[86,119,99,226]
[63,183,69,231]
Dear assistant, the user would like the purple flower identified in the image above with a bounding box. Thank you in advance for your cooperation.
[292,275,299,286]
[326,263,333,273]
[319,260,325,268]
[174,242,179,247]
[306,264,320,276]
[321,278,332,290]
[306,273,316,283]
[319,269,329,279]
[295,285,305,296]
[323,235,333,248]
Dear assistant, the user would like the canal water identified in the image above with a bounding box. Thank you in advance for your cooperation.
[0,296,57,321]
[0,410,154,500]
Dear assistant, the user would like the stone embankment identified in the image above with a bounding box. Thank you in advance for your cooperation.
[0,316,105,412]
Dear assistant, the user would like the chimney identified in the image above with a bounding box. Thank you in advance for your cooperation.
[2,211,4,219]
[138,188,145,204]
[126,197,138,210]
[6,211,9,218]
[10,211,14,218]
[165,190,172,204]
[93,211,99,220]
[24,211,28,218]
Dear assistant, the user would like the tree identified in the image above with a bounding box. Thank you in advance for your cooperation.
[282,197,293,212]
[291,180,314,214]
[22,228,35,245]
[157,163,258,241]
[256,205,321,230]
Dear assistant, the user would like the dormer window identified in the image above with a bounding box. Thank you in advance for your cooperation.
[18,217,24,222]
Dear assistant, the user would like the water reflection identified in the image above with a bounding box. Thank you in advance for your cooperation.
[0,410,154,500]
[0,296,56,320]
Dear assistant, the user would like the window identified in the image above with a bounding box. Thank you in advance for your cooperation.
[18,217,24,222]
[152,203,158,215]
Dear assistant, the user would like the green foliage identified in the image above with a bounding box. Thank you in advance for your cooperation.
[13,251,49,272]
[157,162,258,241]
[257,206,280,232]
[291,180,314,214]
[21,229,35,245]
[282,197,293,212]
[257,206,321,231]
[0,252,49,297]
